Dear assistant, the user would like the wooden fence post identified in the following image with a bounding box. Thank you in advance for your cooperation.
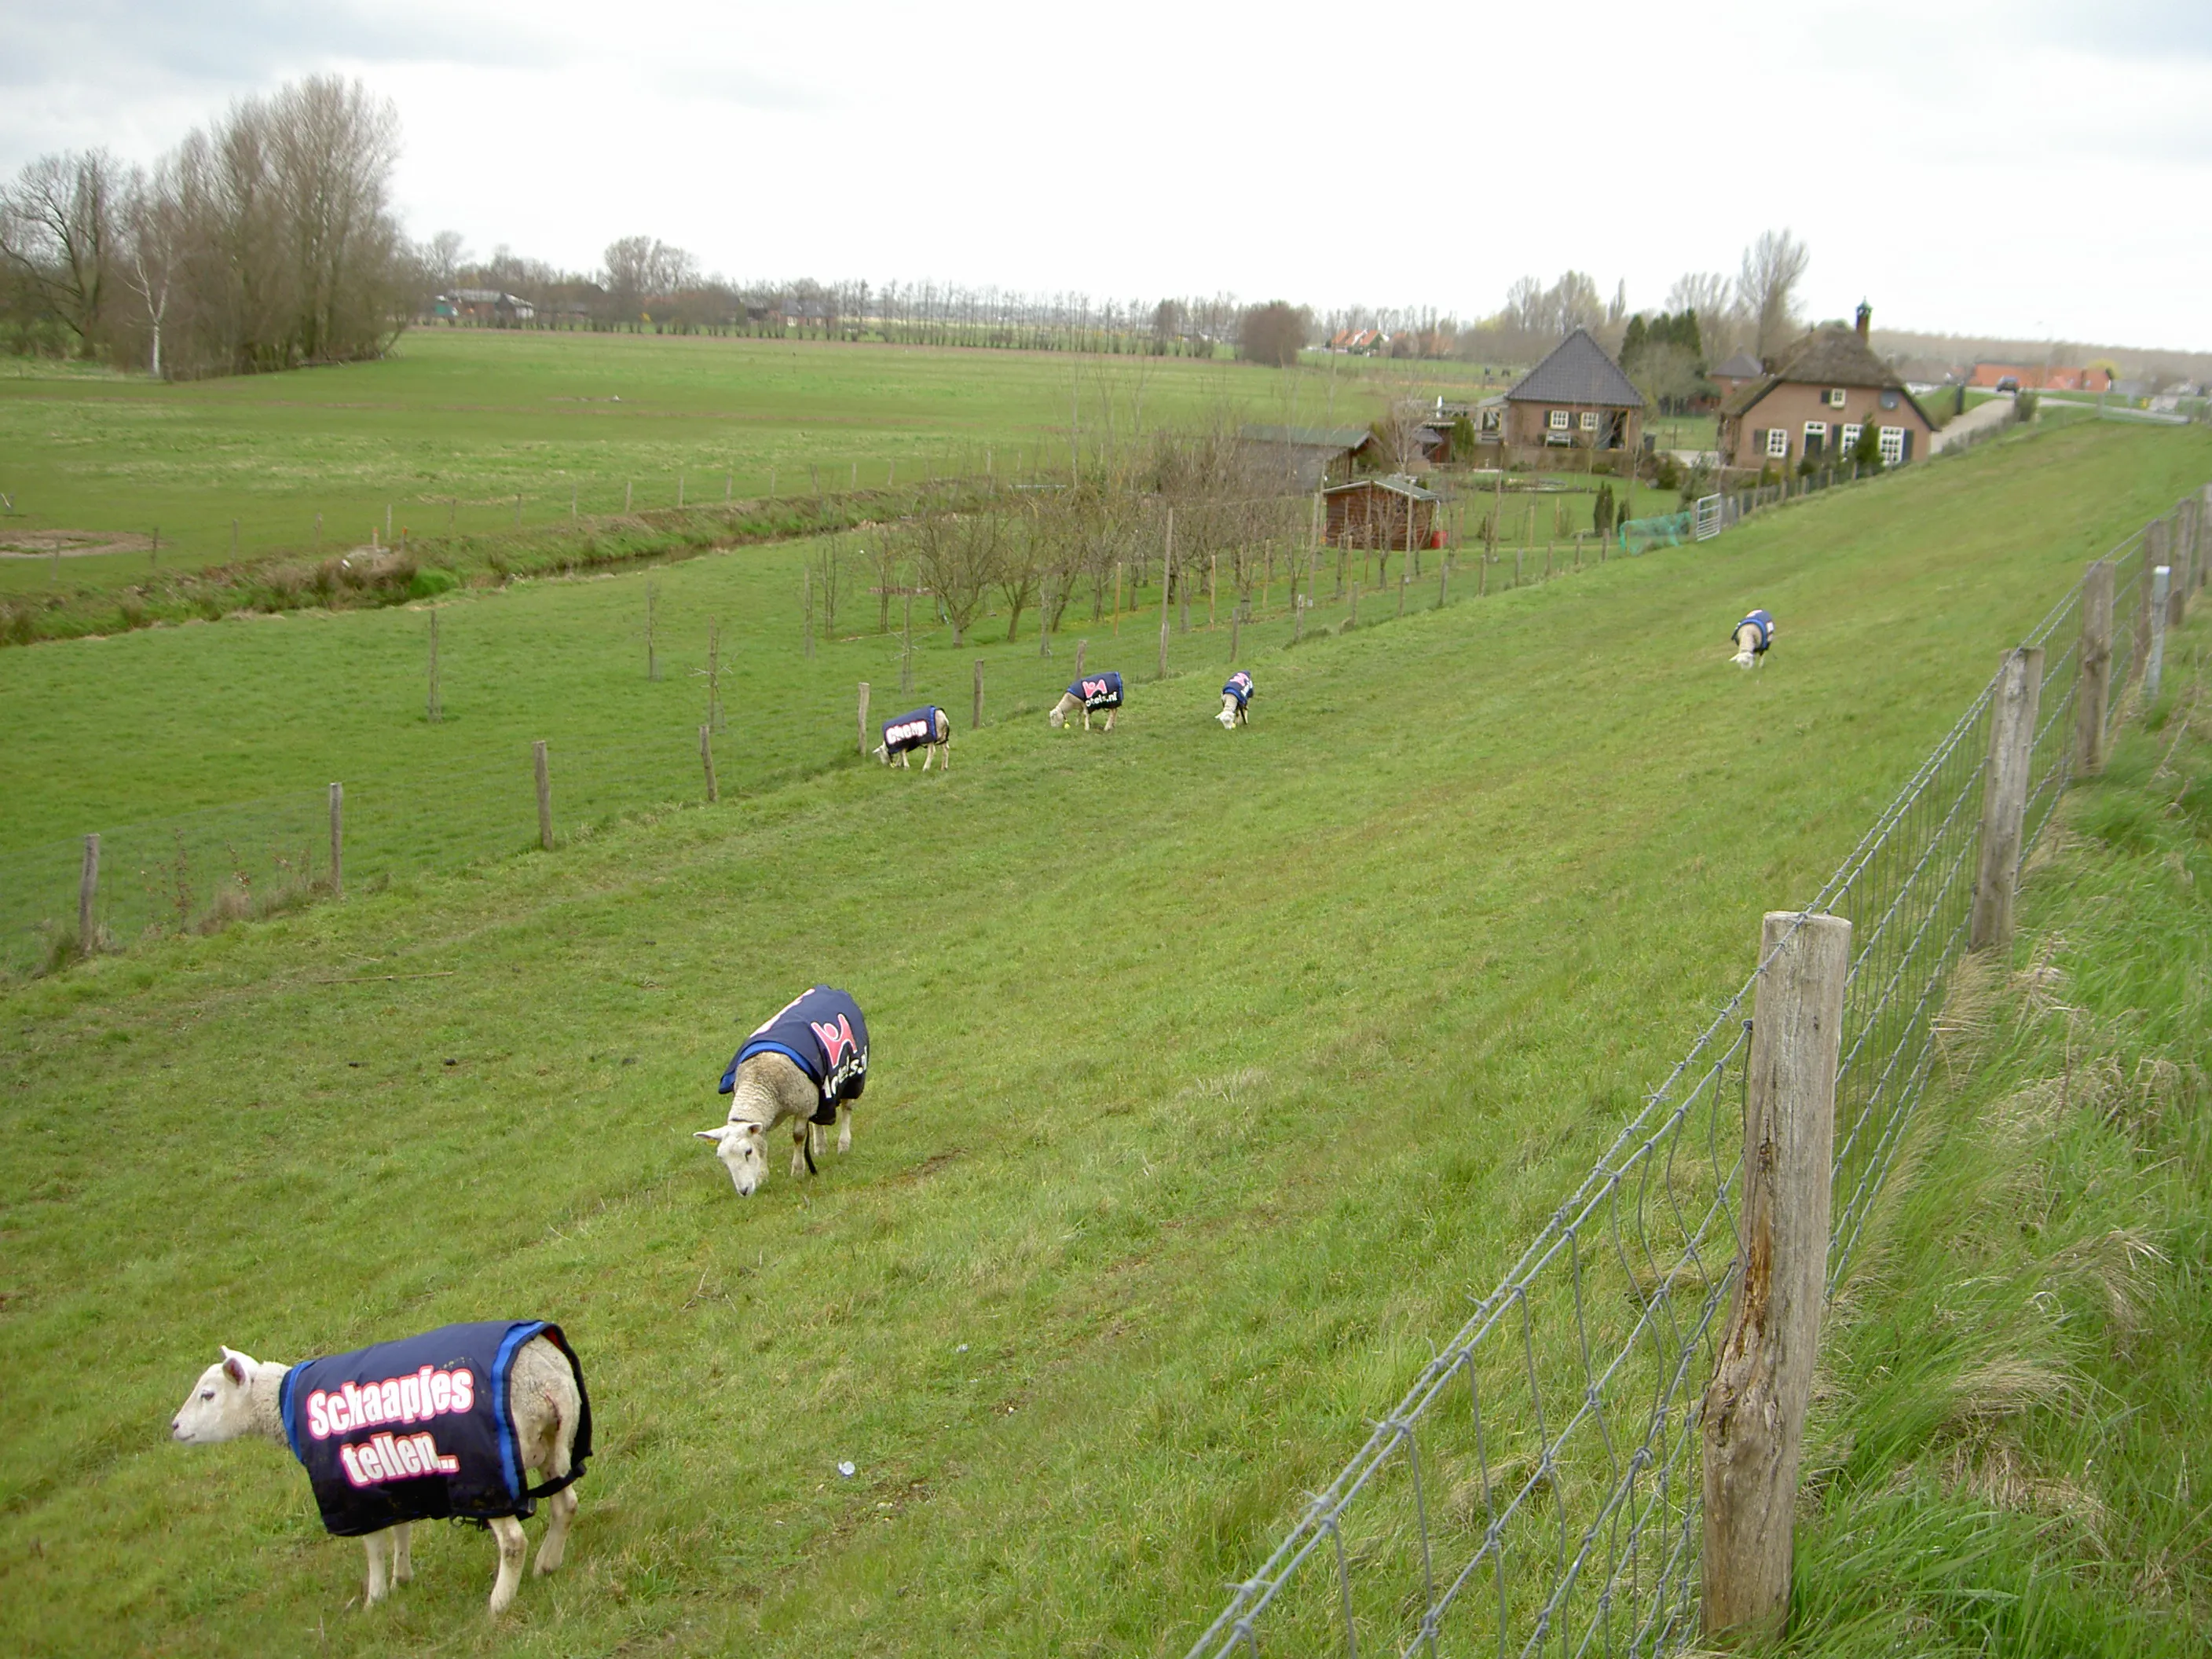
[856,682,870,755]
[1229,613,1241,661]
[1074,638,1087,677]
[1349,580,1361,628]
[2072,562,2114,777]
[328,783,343,899]
[2147,566,2171,701]
[2133,520,2163,688]
[700,725,719,802]
[426,611,442,723]
[1701,909,1851,1646]
[1439,555,1449,608]
[1158,619,1170,680]
[2169,511,2192,632]
[973,659,984,728]
[78,833,101,954]
[804,566,815,659]
[533,741,553,851]
[1968,646,2045,953]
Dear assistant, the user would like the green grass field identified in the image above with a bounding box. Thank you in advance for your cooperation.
[0,332,1444,600]
[0,419,2205,1656]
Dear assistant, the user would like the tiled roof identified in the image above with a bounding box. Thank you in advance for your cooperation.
[1505,328,1646,408]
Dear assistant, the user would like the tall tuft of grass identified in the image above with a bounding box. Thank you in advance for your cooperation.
[1782,638,2212,1657]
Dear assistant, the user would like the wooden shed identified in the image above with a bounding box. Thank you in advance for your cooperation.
[1322,474,1441,551]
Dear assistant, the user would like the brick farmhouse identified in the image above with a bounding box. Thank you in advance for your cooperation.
[1717,306,1935,474]
[1474,328,1644,469]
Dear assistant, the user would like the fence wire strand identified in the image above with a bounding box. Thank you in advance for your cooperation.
[1181,496,2196,1659]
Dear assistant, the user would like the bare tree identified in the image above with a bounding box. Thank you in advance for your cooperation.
[1238,299,1311,368]
[0,150,120,354]
[119,165,181,376]
[1737,229,1810,364]
[422,229,470,294]
[905,501,996,646]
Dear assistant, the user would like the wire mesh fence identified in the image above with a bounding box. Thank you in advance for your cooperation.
[1180,495,2198,1659]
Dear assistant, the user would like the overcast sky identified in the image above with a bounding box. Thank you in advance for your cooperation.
[5,0,2209,350]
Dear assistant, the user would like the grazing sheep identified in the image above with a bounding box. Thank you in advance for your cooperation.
[170,1322,591,1617]
[874,705,952,770]
[1218,670,1254,728]
[1730,609,1775,668]
[697,985,869,1196]
[1049,671,1124,732]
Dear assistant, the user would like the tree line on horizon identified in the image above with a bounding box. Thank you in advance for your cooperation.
[7,73,2201,390]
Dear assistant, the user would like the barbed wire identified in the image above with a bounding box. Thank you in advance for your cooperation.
[1179,497,2192,1659]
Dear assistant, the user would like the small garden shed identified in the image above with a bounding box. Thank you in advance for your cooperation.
[1322,474,1441,551]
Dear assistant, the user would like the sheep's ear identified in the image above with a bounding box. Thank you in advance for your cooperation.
[694,1127,730,1143]
[220,1348,252,1385]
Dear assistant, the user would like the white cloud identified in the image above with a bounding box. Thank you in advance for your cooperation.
[2,0,2208,347]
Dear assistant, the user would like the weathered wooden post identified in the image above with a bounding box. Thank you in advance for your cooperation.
[1229,612,1242,661]
[2072,562,2114,777]
[2169,511,2192,632]
[856,682,870,755]
[1348,580,1361,628]
[700,725,719,801]
[1701,909,1851,1646]
[2147,566,2171,701]
[2133,521,2164,688]
[1968,646,2045,954]
[1397,573,1408,619]
[1075,638,1087,677]
[1438,555,1449,608]
[533,741,553,851]
[426,611,442,724]
[328,782,343,899]
[972,659,984,728]
[1158,618,1169,679]
[78,833,101,954]
[804,566,815,659]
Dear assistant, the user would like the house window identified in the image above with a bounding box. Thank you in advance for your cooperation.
[1765,427,1790,459]
[1826,388,1847,408]
[1804,420,1827,458]
[1579,410,1599,431]
[1548,410,1570,430]
[1840,423,1862,454]
[1879,426,1906,465]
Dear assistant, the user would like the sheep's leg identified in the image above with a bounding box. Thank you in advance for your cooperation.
[535,1487,578,1577]
[790,1122,808,1178]
[487,1514,527,1616]
[837,1101,853,1155]
[391,1522,412,1584]
[1106,709,1117,732]
[922,743,933,771]
[363,1530,392,1606]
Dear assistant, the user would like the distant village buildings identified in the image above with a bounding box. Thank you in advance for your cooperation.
[1968,363,2113,393]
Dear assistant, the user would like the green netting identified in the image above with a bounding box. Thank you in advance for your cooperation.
[1620,511,1696,555]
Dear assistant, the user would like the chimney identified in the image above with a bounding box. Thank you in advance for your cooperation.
[1855,302,1871,341]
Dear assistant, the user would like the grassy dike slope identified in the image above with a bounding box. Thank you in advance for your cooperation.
[1780,632,2212,1655]
[0,423,2205,1656]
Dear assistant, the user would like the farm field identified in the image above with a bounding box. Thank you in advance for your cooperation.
[0,331,1441,601]
[0,421,2206,1657]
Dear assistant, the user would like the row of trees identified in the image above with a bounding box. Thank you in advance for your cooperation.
[0,77,411,376]
[816,430,1313,650]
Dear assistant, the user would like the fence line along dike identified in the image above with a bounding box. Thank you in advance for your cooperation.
[1176,491,2195,1659]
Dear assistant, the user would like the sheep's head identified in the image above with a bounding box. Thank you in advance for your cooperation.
[1047,703,1068,729]
[695,1121,768,1196]
[1218,697,1238,728]
[872,743,889,765]
[1731,648,1756,668]
[171,1348,260,1444]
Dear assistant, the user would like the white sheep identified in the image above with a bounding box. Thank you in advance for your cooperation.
[874,705,952,769]
[1730,609,1775,668]
[697,985,869,1196]
[1049,670,1124,731]
[170,1324,588,1617]
[1218,670,1254,728]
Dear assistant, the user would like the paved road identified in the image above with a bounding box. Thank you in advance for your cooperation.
[1932,393,2021,451]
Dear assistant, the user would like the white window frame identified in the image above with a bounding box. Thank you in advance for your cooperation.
[1804,420,1828,443]
[1840,423,1862,453]
[1548,410,1570,431]
[1579,410,1599,431]
[1826,387,1848,408]
[1878,426,1906,465]
[1765,427,1790,459]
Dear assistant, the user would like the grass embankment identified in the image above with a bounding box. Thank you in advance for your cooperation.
[1778,636,2212,1655]
[0,423,2203,1657]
